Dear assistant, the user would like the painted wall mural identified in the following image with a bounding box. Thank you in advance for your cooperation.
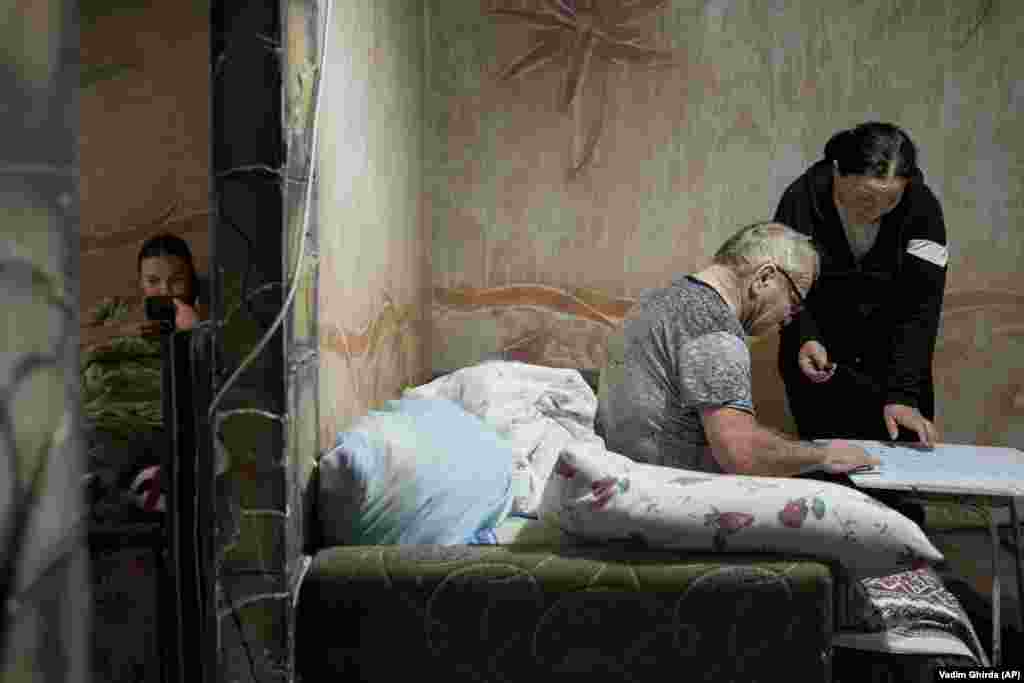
[432,283,798,432]
[319,294,425,434]
[430,283,1024,447]
[433,284,630,369]
[489,0,678,180]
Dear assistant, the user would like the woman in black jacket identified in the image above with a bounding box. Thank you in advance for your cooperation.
[774,122,948,448]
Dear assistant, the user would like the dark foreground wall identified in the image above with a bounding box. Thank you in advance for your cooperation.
[0,0,87,680]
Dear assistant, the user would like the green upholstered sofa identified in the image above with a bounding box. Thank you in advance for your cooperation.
[295,544,837,682]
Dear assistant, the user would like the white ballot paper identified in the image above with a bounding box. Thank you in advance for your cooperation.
[842,440,1024,497]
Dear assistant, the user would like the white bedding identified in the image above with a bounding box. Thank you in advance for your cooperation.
[407,362,942,577]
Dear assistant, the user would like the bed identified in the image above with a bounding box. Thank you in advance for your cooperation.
[294,362,985,683]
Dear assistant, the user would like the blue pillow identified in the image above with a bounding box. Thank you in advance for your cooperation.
[317,397,514,546]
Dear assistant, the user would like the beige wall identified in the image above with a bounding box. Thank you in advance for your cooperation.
[80,1,210,319]
[316,2,430,444]
[424,0,1024,448]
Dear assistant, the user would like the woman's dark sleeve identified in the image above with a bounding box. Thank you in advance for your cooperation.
[883,191,948,409]
[774,184,823,350]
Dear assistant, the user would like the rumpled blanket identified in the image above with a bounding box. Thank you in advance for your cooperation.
[406,361,604,517]
[409,361,987,664]
[839,567,988,664]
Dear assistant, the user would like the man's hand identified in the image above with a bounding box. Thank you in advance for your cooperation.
[883,403,939,449]
[820,439,881,473]
[798,341,836,383]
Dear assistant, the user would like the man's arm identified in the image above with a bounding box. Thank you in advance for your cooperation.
[701,405,878,476]
[680,331,828,476]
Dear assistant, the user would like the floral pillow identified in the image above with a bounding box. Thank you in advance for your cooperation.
[538,445,943,579]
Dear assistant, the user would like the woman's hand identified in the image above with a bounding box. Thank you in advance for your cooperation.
[80,318,161,351]
[883,403,939,449]
[172,298,201,330]
[129,320,165,338]
[798,340,836,383]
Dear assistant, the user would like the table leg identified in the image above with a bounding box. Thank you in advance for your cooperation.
[991,510,1002,666]
[1011,500,1024,635]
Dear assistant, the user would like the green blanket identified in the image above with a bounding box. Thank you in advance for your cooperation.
[82,297,163,447]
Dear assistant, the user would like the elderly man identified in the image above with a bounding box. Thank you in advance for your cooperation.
[598,221,879,477]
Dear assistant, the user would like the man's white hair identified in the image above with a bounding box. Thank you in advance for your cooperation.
[712,221,819,285]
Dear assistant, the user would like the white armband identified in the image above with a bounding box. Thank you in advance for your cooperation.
[906,239,948,268]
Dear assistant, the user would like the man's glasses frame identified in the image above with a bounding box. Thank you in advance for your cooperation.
[775,265,805,312]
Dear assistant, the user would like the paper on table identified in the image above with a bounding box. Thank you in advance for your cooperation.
[840,440,1024,497]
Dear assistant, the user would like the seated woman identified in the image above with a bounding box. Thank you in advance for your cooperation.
[83,232,206,347]
[82,233,208,513]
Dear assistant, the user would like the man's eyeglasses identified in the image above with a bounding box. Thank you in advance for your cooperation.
[775,265,805,311]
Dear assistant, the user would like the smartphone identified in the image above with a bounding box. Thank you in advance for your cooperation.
[144,295,177,324]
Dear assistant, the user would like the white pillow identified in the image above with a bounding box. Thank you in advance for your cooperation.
[317,397,513,547]
[538,445,944,579]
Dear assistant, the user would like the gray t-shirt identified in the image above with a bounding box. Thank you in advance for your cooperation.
[598,276,754,472]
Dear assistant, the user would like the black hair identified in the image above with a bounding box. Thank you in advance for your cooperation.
[823,122,918,179]
[137,232,199,300]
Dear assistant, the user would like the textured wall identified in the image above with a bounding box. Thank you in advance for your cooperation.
[425,0,1024,447]
[79,0,211,320]
[316,1,430,445]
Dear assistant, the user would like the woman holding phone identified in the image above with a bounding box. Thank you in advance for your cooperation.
[773,122,948,451]
[134,232,206,334]
[82,233,208,511]
[83,233,206,347]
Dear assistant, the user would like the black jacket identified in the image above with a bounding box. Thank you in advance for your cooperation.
[773,160,948,418]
